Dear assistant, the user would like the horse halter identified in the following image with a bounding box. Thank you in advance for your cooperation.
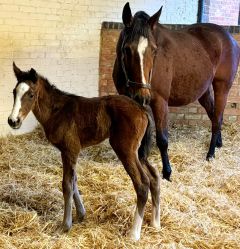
[120,35,152,90]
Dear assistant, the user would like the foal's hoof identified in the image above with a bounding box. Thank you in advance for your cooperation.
[128,230,141,241]
[62,223,72,233]
[76,214,85,223]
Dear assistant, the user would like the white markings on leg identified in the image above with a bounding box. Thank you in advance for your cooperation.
[9,83,29,121]
[129,206,143,241]
[137,36,148,84]
[151,204,161,228]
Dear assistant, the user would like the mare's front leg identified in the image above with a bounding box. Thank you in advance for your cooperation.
[151,97,172,181]
[61,151,85,232]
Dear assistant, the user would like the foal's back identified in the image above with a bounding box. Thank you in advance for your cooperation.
[53,94,148,149]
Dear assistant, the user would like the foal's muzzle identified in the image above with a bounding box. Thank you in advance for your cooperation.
[8,117,22,129]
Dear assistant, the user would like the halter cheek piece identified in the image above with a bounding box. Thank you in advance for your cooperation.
[121,36,152,90]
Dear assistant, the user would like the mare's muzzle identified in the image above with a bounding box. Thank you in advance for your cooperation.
[8,117,22,129]
[134,92,151,106]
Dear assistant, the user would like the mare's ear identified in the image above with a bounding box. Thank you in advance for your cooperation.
[13,62,23,81]
[122,2,132,27]
[148,6,162,30]
[29,68,38,83]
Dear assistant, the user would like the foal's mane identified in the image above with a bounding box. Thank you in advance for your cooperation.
[39,75,77,98]
[124,11,151,41]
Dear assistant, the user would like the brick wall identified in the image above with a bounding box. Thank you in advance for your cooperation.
[0,0,198,136]
[202,0,239,25]
[99,24,240,125]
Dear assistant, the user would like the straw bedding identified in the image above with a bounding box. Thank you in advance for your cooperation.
[0,123,239,249]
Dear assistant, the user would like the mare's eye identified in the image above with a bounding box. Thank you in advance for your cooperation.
[29,92,34,99]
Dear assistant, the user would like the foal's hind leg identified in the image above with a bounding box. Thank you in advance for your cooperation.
[206,80,230,159]
[73,172,86,222]
[198,88,222,149]
[110,136,150,241]
[140,159,160,228]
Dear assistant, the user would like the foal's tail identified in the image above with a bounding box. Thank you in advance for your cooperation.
[138,106,154,161]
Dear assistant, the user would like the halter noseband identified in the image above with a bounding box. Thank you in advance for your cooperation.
[121,35,152,90]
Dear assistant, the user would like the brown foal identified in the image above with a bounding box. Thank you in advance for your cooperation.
[8,63,160,241]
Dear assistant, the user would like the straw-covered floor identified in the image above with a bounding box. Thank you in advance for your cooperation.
[0,123,239,249]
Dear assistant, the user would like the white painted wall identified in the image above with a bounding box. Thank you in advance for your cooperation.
[0,0,198,136]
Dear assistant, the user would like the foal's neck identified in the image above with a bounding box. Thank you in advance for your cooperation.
[32,77,67,126]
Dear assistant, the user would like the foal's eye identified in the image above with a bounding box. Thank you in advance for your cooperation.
[29,92,34,98]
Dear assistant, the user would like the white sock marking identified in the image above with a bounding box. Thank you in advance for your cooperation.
[129,206,143,241]
[9,83,29,121]
[137,36,148,84]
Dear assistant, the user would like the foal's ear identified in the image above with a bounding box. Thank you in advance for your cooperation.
[148,6,163,30]
[29,68,38,83]
[122,2,132,27]
[13,62,23,80]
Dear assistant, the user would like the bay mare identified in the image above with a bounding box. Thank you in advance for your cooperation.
[8,63,160,241]
[113,3,240,180]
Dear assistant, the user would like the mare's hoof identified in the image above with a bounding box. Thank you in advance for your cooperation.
[162,169,172,181]
[216,142,223,148]
[206,154,215,161]
[162,165,172,182]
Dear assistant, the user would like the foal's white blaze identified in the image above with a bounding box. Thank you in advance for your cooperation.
[129,206,143,241]
[137,36,148,84]
[9,83,29,121]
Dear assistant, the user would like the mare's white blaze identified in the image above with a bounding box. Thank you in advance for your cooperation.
[137,36,148,84]
[129,206,143,241]
[9,83,29,121]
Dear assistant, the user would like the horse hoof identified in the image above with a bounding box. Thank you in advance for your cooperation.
[206,154,215,161]
[216,142,223,148]
[76,214,85,223]
[162,169,172,181]
[128,230,141,241]
[62,223,72,233]
[151,220,161,229]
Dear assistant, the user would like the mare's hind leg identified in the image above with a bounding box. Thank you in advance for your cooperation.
[61,151,85,232]
[110,135,150,241]
[206,80,230,159]
[198,88,222,149]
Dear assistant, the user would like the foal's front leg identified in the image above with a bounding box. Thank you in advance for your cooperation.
[61,152,85,232]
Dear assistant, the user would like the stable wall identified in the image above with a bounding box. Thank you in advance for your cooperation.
[0,0,198,136]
